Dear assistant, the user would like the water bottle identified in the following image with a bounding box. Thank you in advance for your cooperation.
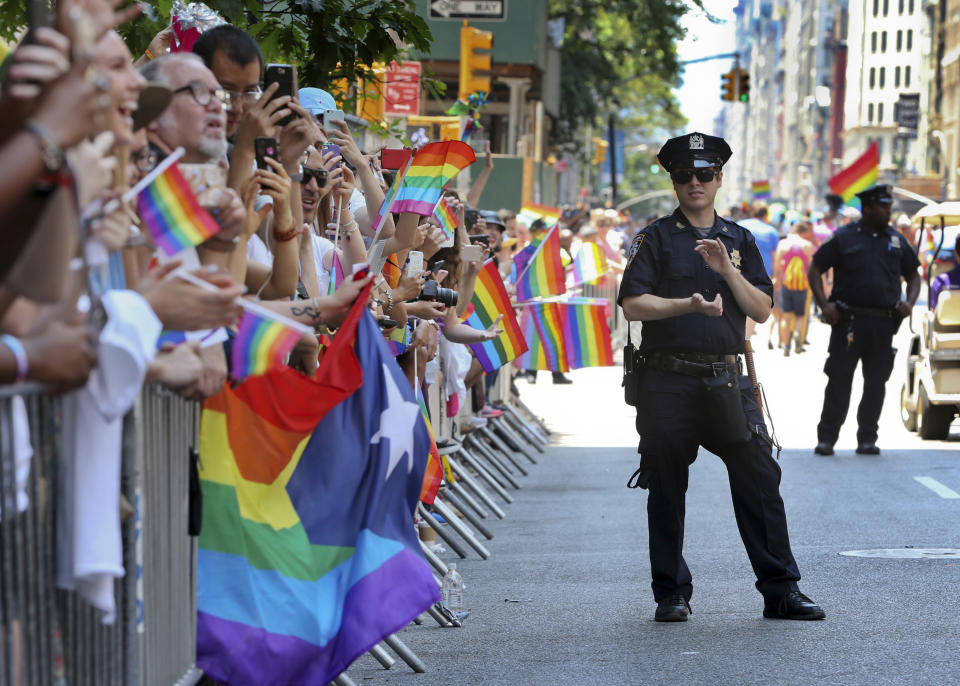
[441,563,464,613]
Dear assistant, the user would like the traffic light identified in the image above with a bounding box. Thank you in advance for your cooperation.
[591,137,608,165]
[459,21,493,101]
[737,68,750,102]
[721,70,735,101]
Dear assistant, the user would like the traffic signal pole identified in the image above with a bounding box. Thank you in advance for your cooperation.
[608,113,618,207]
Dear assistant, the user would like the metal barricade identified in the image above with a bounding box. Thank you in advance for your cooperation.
[0,384,201,686]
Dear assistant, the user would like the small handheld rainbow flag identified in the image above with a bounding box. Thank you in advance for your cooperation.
[517,202,561,228]
[571,242,607,287]
[432,197,459,242]
[828,141,879,204]
[464,260,528,373]
[562,301,614,369]
[515,225,567,301]
[521,301,569,372]
[326,251,345,296]
[391,141,476,216]
[415,380,443,505]
[136,159,221,256]
[371,154,414,238]
[230,300,312,381]
[751,180,771,200]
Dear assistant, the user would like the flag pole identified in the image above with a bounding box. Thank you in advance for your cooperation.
[99,147,186,216]
[515,223,559,284]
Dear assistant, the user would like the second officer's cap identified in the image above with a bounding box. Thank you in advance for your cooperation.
[855,184,894,205]
[657,131,732,172]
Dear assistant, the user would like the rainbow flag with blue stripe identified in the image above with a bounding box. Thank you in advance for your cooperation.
[136,162,221,256]
[562,300,613,369]
[571,242,606,286]
[514,226,566,301]
[463,260,528,373]
[230,302,311,381]
[391,141,476,216]
[516,301,569,372]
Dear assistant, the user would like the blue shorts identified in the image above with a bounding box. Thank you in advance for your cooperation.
[780,287,807,317]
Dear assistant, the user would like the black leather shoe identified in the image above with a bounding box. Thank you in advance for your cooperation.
[551,372,573,385]
[856,442,880,455]
[654,593,691,622]
[814,442,834,456]
[763,591,825,620]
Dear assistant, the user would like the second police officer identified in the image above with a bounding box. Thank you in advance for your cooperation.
[618,132,825,623]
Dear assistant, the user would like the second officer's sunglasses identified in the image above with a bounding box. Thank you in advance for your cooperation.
[670,167,720,184]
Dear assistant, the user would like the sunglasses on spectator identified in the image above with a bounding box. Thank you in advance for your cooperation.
[172,82,232,108]
[132,148,158,173]
[222,87,262,106]
[300,166,327,187]
[670,168,720,184]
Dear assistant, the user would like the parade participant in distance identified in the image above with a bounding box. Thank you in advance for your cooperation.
[619,132,824,623]
[808,185,921,456]
[773,221,816,355]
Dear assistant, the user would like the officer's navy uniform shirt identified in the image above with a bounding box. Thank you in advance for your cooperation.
[811,221,920,309]
[617,209,773,356]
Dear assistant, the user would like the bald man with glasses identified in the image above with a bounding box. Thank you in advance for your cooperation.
[618,132,824,624]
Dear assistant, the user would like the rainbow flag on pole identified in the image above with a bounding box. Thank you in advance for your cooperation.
[526,301,569,372]
[562,301,614,369]
[390,141,476,216]
[230,301,312,381]
[571,242,607,286]
[371,155,414,237]
[515,226,567,301]
[136,162,221,256]
[517,202,561,228]
[464,260,528,373]
[327,251,345,296]
[415,380,443,505]
[432,197,459,242]
[828,141,879,204]
[751,180,771,200]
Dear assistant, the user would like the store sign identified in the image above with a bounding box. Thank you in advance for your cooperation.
[384,61,422,117]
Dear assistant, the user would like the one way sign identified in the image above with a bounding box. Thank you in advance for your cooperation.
[429,0,506,21]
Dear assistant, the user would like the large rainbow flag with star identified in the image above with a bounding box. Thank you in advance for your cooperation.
[828,141,879,204]
[136,162,222,256]
[514,226,566,301]
[464,260,528,373]
[196,286,438,686]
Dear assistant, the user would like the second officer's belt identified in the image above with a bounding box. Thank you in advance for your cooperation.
[647,351,741,377]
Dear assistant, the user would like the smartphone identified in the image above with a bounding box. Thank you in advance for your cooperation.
[381,148,413,170]
[469,233,490,246]
[407,250,424,278]
[321,110,346,130]
[461,244,484,262]
[254,137,280,170]
[378,318,399,329]
[264,64,298,127]
[464,209,480,229]
[321,142,341,170]
[179,163,226,206]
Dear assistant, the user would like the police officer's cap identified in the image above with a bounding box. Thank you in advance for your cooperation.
[657,131,732,172]
[855,184,894,206]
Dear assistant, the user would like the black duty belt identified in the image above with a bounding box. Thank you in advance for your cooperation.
[836,301,896,319]
[647,351,741,377]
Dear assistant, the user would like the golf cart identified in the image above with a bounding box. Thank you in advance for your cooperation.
[900,202,960,439]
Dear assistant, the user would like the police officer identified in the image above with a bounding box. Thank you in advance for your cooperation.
[618,132,825,623]
[808,185,920,456]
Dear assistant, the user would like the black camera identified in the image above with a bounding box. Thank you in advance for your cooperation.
[469,233,490,246]
[414,278,458,307]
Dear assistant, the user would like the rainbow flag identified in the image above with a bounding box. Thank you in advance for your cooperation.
[751,180,771,200]
[382,253,403,289]
[562,301,613,369]
[384,323,409,357]
[371,154,414,236]
[230,301,311,381]
[415,381,443,505]
[389,141,476,216]
[572,242,607,286]
[515,226,567,301]
[523,301,569,372]
[327,251,345,296]
[432,197,458,242]
[828,141,879,204]
[516,307,547,370]
[517,202,561,228]
[197,290,438,686]
[464,260,528,373]
[136,163,221,256]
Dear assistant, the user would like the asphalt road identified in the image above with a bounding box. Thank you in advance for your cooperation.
[350,315,960,686]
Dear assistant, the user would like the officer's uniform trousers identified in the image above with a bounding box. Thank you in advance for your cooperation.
[636,366,802,603]
[817,313,898,445]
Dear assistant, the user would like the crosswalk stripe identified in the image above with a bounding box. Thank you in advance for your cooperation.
[913,476,960,499]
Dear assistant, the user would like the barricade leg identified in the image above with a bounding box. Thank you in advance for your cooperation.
[441,490,494,540]
[491,415,540,462]
[430,499,490,559]
[465,435,522,490]
[446,478,489,519]
[479,425,530,476]
[510,396,552,436]
[497,404,547,452]
[383,634,426,673]
[453,447,514,504]
[447,459,506,518]
[419,539,449,577]
[416,503,468,559]
[331,672,358,685]
[369,643,395,669]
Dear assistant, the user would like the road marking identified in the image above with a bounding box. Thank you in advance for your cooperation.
[913,476,960,499]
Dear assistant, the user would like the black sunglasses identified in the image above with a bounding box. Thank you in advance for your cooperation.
[670,168,719,184]
[301,166,327,187]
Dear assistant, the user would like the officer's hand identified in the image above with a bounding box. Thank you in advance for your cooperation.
[690,293,723,317]
[694,238,734,276]
[821,302,841,325]
[894,300,912,319]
